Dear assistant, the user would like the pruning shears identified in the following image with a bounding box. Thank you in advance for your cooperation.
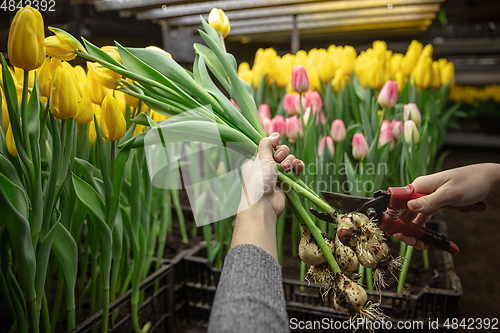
[310,185,487,255]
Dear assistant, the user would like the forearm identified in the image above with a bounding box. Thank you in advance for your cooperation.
[231,200,279,261]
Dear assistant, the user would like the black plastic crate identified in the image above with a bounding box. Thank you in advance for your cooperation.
[72,251,186,333]
[176,220,462,332]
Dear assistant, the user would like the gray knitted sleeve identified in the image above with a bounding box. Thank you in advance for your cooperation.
[207,244,290,333]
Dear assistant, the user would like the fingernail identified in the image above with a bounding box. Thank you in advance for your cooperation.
[270,132,280,137]
[282,160,292,170]
[275,150,285,161]
[409,199,423,210]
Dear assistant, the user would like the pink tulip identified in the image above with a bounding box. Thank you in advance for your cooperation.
[258,104,271,120]
[271,115,286,135]
[378,120,394,151]
[294,94,301,113]
[352,133,369,160]
[377,80,398,108]
[317,111,326,125]
[230,98,240,110]
[261,117,273,136]
[319,136,334,158]
[403,103,421,126]
[291,65,309,93]
[285,115,303,144]
[302,105,325,126]
[391,120,403,139]
[283,93,298,116]
[302,90,323,112]
[330,119,346,142]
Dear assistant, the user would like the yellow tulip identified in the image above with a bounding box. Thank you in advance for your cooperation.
[101,46,122,63]
[38,57,62,98]
[340,46,357,75]
[145,46,172,58]
[50,66,81,120]
[275,55,294,88]
[61,62,83,97]
[372,40,387,65]
[440,61,455,86]
[74,65,87,85]
[89,62,121,90]
[411,56,433,89]
[133,124,145,137]
[6,124,18,156]
[1,91,10,130]
[252,64,266,88]
[295,50,308,66]
[45,35,77,61]
[8,6,45,71]
[14,67,36,91]
[86,62,111,105]
[238,62,253,86]
[100,95,126,141]
[391,53,404,74]
[208,8,230,38]
[431,61,441,89]
[394,71,406,93]
[331,68,349,94]
[366,60,385,90]
[89,112,105,146]
[401,40,423,76]
[75,93,94,125]
[114,90,127,112]
[318,55,335,84]
[421,44,433,59]
[151,110,169,123]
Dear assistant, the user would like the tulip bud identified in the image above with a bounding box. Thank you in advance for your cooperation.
[412,56,433,90]
[303,106,313,126]
[283,93,299,116]
[261,117,273,136]
[318,55,335,84]
[8,6,45,71]
[401,40,423,76]
[377,80,398,108]
[440,61,455,86]
[89,117,103,146]
[89,62,121,90]
[275,54,294,88]
[100,95,126,142]
[145,46,173,58]
[431,61,441,89]
[38,57,61,98]
[208,8,230,38]
[404,120,420,145]
[291,65,309,93]
[258,104,271,120]
[319,136,334,158]
[378,120,394,151]
[331,68,349,94]
[352,133,369,160]
[45,36,77,61]
[302,90,323,112]
[101,46,122,63]
[75,93,94,125]
[403,103,421,126]
[86,62,110,105]
[6,124,18,157]
[330,119,346,142]
[394,71,405,93]
[1,91,10,131]
[133,124,145,137]
[74,65,86,86]
[391,120,403,139]
[340,46,357,75]
[285,116,303,144]
[50,66,81,120]
[238,62,253,86]
[271,115,286,135]
[391,53,403,74]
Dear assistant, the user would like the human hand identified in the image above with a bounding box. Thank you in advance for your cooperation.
[231,133,304,260]
[238,132,305,220]
[394,163,500,250]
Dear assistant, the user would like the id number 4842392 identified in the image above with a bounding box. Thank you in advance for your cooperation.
[443,318,498,330]
[1,0,55,11]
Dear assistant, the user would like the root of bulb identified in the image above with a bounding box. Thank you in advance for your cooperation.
[306,264,335,298]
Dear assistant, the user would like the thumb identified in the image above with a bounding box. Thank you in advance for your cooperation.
[257,133,280,161]
[407,188,456,214]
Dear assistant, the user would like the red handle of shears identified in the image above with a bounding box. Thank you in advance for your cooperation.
[379,185,487,255]
[387,184,487,213]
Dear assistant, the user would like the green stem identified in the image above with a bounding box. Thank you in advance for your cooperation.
[21,70,32,160]
[42,292,51,333]
[398,241,407,258]
[366,268,373,290]
[397,245,413,294]
[40,98,50,145]
[90,254,98,313]
[50,276,64,333]
[299,261,306,291]
[358,265,364,284]
[284,186,341,274]
[110,258,121,302]
[422,249,429,270]
[278,172,334,216]
[100,287,110,333]
[171,189,188,243]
